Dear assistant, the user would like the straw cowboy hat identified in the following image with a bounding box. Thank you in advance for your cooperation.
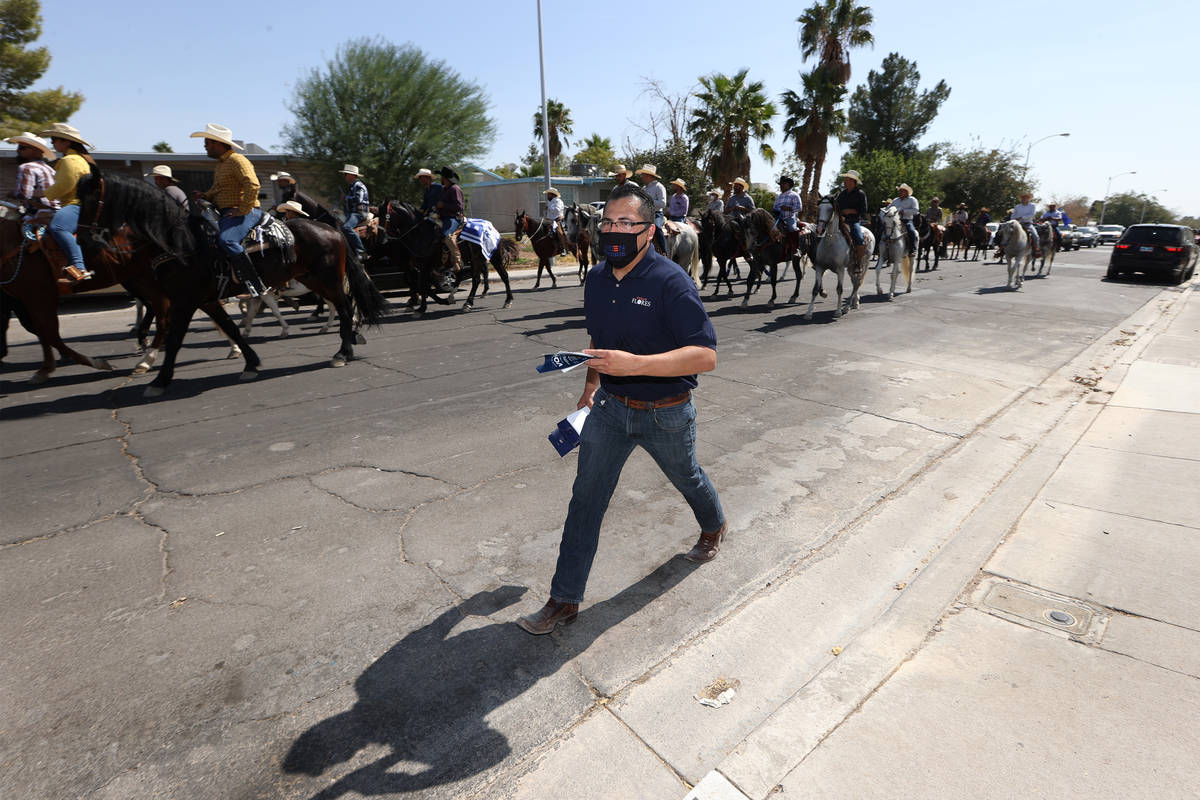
[276,200,308,217]
[4,132,55,159]
[145,165,179,182]
[413,168,434,180]
[732,177,749,190]
[896,183,912,193]
[706,187,722,196]
[670,178,686,190]
[610,164,633,178]
[545,187,560,197]
[39,122,93,149]
[339,164,364,177]
[1019,191,1032,198]
[634,164,660,180]
[270,171,295,183]
[189,123,242,150]
[838,169,862,183]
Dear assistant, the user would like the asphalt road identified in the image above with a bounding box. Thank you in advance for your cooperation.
[0,245,1183,798]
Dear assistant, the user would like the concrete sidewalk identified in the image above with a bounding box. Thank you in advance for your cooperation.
[503,279,1199,800]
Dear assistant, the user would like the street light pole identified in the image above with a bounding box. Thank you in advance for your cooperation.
[1099,170,1137,225]
[536,0,552,191]
[1022,132,1071,179]
[1140,189,1168,224]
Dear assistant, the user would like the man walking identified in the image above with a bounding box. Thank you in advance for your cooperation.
[517,183,727,635]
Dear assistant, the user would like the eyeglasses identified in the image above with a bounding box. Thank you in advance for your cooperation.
[598,219,653,233]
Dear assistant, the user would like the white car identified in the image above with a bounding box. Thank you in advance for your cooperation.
[986,222,999,245]
[1096,224,1125,245]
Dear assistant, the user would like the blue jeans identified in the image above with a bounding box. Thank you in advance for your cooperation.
[441,216,461,237]
[778,215,798,232]
[1024,224,1040,249]
[847,220,864,245]
[48,203,86,270]
[903,219,917,249]
[550,387,725,604]
[343,212,366,252]
[218,207,263,256]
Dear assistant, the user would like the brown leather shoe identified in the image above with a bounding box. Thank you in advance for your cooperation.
[516,598,579,635]
[685,522,727,563]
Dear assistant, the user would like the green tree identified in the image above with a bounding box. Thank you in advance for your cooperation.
[519,142,567,177]
[152,140,173,153]
[932,144,1028,217]
[572,133,617,171]
[687,69,777,192]
[624,139,708,217]
[282,38,496,202]
[0,0,84,136]
[1178,215,1200,230]
[781,65,847,218]
[490,163,520,180]
[797,0,875,85]
[837,148,938,208]
[1096,192,1176,227]
[533,99,573,163]
[846,52,949,157]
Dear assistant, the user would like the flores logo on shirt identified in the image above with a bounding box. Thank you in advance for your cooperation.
[631,296,651,307]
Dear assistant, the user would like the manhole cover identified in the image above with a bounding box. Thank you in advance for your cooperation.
[982,583,1092,634]
[1045,609,1076,626]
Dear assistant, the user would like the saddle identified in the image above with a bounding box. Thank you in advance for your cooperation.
[241,214,296,263]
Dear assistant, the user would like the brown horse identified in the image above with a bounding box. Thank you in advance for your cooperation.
[564,204,594,283]
[1,200,171,384]
[513,210,559,289]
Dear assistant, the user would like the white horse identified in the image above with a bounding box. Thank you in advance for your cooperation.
[994,220,1032,289]
[806,200,876,320]
[874,206,912,299]
[664,220,702,288]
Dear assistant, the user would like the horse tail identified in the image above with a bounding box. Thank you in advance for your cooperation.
[346,248,390,328]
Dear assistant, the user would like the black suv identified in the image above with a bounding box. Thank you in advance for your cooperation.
[1107,224,1198,283]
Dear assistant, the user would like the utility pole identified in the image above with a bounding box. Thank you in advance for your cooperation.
[1022,132,1070,182]
[1140,189,1168,224]
[1099,170,1136,225]
[536,0,552,194]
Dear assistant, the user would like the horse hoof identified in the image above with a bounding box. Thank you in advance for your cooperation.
[330,357,347,368]
[132,364,150,375]
[503,300,512,309]
[144,385,165,398]
[280,328,289,338]
[355,333,367,345]
[461,303,473,312]
[29,371,50,385]
[226,348,241,360]
[239,369,259,381]
[94,358,115,371]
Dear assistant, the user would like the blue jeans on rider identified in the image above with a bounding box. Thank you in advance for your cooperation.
[904,219,917,248]
[653,211,666,250]
[549,387,725,605]
[217,207,263,256]
[342,212,366,253]
[847,219,864,246]
[1027,225,1040,249]
[48,203,86,270]
[441,216,461,237]
[778,215,798,232]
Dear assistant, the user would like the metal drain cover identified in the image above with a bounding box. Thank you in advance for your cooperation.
[982,583,1092,634]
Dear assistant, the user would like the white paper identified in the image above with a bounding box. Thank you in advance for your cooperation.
[566,406,589,434]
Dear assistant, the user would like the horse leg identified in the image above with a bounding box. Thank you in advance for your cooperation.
[202,300,262,379]
[492,252,514,309]
[740,257,760,307]
[836,267,847,317]
[327,292,356,366]
[21,299,114,384]
[262,292,289,337]
[890,254,900,299]
[145,301,196,397]
[875,253,884,295]
[767,261,779,306]
[805,267,823,320]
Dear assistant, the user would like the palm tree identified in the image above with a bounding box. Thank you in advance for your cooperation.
[781,66,847,219]
[687,69,777,193]
[533,99,574,162]
[797,0,875,86]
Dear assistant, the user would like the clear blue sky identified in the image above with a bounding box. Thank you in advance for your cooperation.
[31,0,1197,216]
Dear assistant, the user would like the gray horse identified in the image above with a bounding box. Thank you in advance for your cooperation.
[874,205,912,299]
[806,200,876,320]
[664,220,702,287]
[1028,221,1055,278]
[994,219,1032,289]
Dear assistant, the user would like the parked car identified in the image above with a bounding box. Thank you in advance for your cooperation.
[1054,224,1080,251]
[1096,224,1125,244]
[985,222,999,245]
[1107,224,1198,283]
[1074,226,1100,247]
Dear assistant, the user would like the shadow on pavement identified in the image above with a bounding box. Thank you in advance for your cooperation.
[283,556,701,797]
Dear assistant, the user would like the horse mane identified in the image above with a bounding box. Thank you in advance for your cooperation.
[77,166,195,261]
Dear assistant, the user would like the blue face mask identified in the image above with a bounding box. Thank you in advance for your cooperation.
[599,230,648,269]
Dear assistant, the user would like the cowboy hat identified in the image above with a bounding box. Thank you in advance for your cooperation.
[896,183,912,193]
[276,200,308,217]
[1019,191,1032,197]
[957,202,967,208]
[39,122,93,149]
[438,165,460,182]
[413,168,434,180]
[270,171,295,183]
[732,177,749,189]
[634,164,660,180]
[189,123,242,150]
[980,207,990,211]
[610,164,633,178]
[706,187,722,196]
[778,175,795,186]
[930,196,941,202]
[838,170,862,183]
[339,164,364,177]
[146,164,178,182]
[4,132,55,159]
[670,178,686,190]
[545,187,560,197]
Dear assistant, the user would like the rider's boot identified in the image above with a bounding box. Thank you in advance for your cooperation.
[557,228,569,256]
[232,253,267,298]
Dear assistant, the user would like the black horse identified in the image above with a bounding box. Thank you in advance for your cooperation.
[739,208,810,307]
[915,214,941,272]
[76,168,388,396]
[375,200,450,317]
[699,209,748,296]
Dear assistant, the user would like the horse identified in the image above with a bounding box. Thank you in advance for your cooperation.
[663,219,702,289]
[915,214,942,272]
[965,221,991,262]
[874,205,912,300]
[564,204,595,284]
[993,220,1032,289]
[455,219,516,311]
[698,208,748,297]
[376,200,452,317]
[513,210,559,289]
[943,219,969,260]
[76,168,388,396]
[1,199,170,384]
[1028,221,1056,277]
[806,200,876,321]
[739,208,808,307]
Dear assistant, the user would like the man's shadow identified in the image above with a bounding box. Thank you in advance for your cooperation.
[282,556,700,797]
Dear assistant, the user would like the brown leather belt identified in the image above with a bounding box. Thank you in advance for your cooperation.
[609,391,691,410]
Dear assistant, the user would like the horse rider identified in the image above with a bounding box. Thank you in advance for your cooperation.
[1007,191,1042,258]
[414,168,442,215]
[952,202,970,237]
[1039,202,1064,250]
[635,163,668,253]
[31,123,98,285]
[925,196,943,226]
[545,186,569,255]
[434,165,466,284]
[724,177,755,216]
[272,171,335,225]
[667,178,689,222]
[6,132,59,222]
[773,175,802,232]
[276,200,308,220]
[146,165,189,211]
[705,187,724,214]
[610,164,636,191]
[889,183,920,254]
[834,169,869,266]
[976,206,992,225]
[187,123,268,296]
[338,164,370,259]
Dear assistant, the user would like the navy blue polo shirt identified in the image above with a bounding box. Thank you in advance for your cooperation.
[583,247,717,401]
